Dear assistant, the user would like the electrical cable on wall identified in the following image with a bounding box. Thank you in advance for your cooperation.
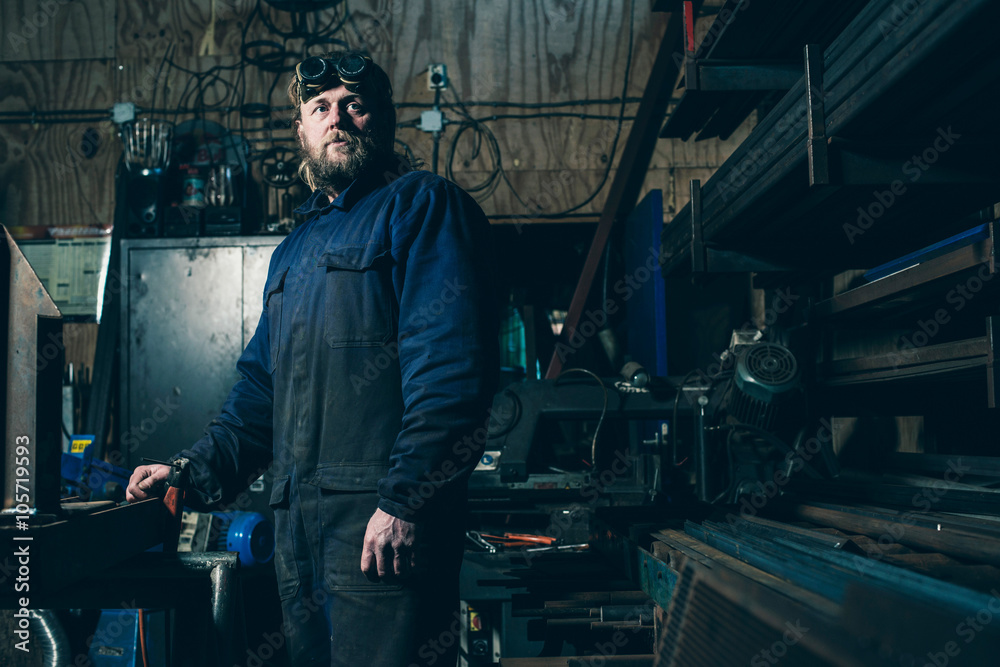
[433,0,637,218]
[1,0,647,220]
[395,97,645,110]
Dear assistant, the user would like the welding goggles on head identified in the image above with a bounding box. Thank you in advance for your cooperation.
[296,54,381,104]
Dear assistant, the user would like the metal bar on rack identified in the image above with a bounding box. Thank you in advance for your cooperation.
[692,60,802,91]
[987,315,998,408]
[689,179,705,273]
[804,43,828,186]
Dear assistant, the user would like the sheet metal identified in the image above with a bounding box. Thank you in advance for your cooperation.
[2,225,62,516]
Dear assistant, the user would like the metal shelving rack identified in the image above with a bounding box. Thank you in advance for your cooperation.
[546,2,1000,663]
[660,0,1000,276]
[655,0,1000,411]
[661,0,869,142]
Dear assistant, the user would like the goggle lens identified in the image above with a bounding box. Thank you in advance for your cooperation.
[296,55,372,102]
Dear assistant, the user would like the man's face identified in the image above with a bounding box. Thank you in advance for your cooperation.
[296,84,380,195]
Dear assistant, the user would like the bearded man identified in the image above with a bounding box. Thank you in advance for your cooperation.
[127,51,499,666]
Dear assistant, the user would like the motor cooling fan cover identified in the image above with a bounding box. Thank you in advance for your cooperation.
[734,343,799,404]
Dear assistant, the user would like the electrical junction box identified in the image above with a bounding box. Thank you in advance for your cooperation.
[420,109,444,132]
[112,102,136,125]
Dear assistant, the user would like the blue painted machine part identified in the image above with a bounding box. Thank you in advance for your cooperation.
[88,609,165,667]
[211,511,275,566]
[864,223,990,282]
[61,437,132,501]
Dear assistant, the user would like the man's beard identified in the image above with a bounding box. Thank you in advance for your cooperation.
[298,127,385,195]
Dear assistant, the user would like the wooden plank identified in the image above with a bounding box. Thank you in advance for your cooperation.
[794,503,1000,567]
[0,0,115,62]
[389,0,667,181]
[3,0,700,231]
[0,59,114,113]
[0,61,117,229]
[112,54,254,112]
[0,118,117,228]
[63,322,99,374]
[116,0,255,60]
[654,528,842,617]
[111,0,677,225]
[882,554,1000,594]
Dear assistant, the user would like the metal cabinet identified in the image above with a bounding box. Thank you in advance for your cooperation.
[119,236,280,475]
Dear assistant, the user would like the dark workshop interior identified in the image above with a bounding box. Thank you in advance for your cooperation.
[4,0,1000,665]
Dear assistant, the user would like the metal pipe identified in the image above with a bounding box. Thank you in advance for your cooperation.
[694,394,710,503]
[210,558,238,664]
[30,610,71,667]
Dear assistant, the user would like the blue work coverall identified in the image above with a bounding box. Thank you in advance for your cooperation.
[175,166,500,665]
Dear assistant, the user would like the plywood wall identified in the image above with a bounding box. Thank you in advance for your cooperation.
[0,0,745,231]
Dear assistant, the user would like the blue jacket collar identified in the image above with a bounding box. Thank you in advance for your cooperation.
[293,167,390,217]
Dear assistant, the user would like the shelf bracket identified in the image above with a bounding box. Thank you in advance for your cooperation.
[690,178,706,273]
[689,178,792,274]
[683,1,700,90]
[689,60,803,91]
[804,44,829,187]
[991,220,996,277]
[988,316,998,409]
[829,137,1000,185]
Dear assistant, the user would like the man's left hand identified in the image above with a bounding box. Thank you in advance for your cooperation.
[361,508,419,582]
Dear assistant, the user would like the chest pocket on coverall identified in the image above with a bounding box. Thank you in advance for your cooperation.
[318,243,395,348]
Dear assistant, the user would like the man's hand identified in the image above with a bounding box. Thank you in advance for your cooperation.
[126,464,172,502]
[361,508,419,582]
